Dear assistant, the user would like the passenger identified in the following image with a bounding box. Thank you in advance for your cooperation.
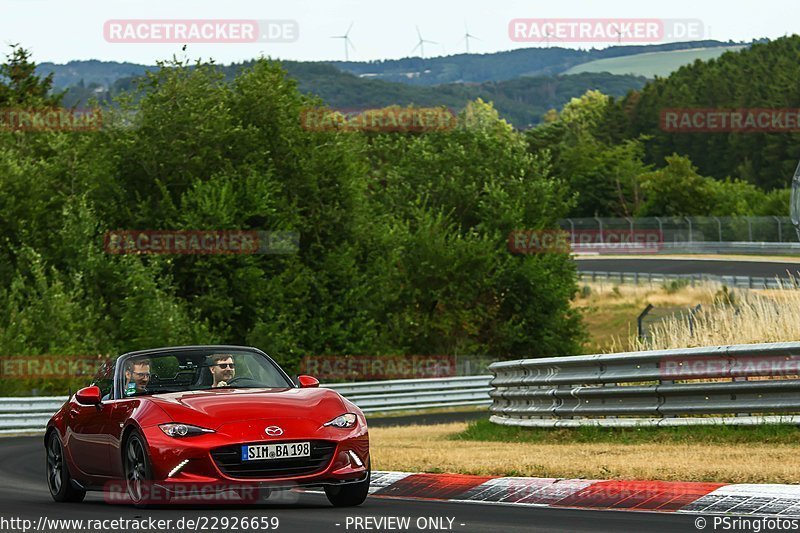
[208,354,236,387]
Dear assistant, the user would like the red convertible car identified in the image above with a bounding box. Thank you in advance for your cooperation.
[45,346,370,507]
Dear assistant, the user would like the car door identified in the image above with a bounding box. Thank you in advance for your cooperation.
[106,399,137,478]
[65,360,115,477]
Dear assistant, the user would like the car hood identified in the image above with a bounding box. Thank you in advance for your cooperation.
[148,387,349,429]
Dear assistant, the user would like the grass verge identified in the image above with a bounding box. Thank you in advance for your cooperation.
[453,419,800,445]
[369,420,800,483]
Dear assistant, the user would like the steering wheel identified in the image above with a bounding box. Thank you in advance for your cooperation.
[223,376,260,387]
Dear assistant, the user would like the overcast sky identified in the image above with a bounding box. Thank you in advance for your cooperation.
[2,0,797,65]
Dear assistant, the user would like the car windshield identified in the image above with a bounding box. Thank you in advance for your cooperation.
[117,349,292,398]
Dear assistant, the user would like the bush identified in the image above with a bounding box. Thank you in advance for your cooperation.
[662,278,690,294]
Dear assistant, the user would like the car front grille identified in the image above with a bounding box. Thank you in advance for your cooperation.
[211,440,337,479]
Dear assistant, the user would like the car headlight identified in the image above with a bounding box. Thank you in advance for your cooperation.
[324,413,358,428]
[159,423,215,438]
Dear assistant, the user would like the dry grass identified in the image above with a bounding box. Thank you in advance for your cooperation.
[574,279,800,352]
[576,280,715,308]
[369,423,800,483]
[625,282,800,351]
[573,281,717,353]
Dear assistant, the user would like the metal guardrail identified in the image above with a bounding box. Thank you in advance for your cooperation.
[489,342,800,427]
[573,241,800,255]
[327,375,492,412]
[579,271,800,289]
[558,216,800,255]
[561,216,797,244]
[0,376,493,433]
[0,397,66,434]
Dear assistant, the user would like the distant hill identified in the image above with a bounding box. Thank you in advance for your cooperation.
[564,46,747,77]
[37,40,744,91]
[281,63,646,128]
[328,40,745,85]
[36,60,158,90]
[56,59,646,128]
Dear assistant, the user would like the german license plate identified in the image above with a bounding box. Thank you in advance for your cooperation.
[241,442,311,461]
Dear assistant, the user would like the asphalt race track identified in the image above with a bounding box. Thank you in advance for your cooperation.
[575,257,800,278]
[0,436,711,533]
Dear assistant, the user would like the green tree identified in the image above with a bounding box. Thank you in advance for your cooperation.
[0,45,63,106]
[636,155,717,216]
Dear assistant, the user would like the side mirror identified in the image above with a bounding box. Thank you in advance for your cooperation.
[297,375,320,388]
[76,385,102,405]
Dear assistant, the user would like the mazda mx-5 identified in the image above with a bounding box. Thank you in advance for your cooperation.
[44,346,370,507]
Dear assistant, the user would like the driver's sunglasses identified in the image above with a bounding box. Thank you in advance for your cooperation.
[215,363,235,369]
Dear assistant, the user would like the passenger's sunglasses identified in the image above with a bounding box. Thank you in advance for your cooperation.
[215,363,235,369]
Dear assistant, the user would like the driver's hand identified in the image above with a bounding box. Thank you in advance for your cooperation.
[216,381,228,387]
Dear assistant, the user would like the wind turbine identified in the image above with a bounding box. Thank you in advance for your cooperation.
[609,24,623,45]
[540,28,560,47]
[411,25,437,58]
[462,23,480,53]
[331,22,355,61]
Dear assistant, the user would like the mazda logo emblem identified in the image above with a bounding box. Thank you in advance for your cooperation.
[265,426,283,437]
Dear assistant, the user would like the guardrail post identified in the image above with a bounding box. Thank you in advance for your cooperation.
[713,216,722,242]
[595,216,604,243]
[734,375,750,417]
[626,216,634,243]
[658,378,674,419]
[775,216,783,242]
[748,218,753,242]
[638,304,654,340]
[685,217,693,243]
[688,304,702,337]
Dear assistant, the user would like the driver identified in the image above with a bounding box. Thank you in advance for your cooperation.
[123,358,151,396]
[208,354,236,387]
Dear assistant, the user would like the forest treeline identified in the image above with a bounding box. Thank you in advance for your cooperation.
[531,36,800,217]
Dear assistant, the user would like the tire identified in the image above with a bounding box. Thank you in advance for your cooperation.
[46,431,86,503]
[123,432,156,508]
[324,463,370,507]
